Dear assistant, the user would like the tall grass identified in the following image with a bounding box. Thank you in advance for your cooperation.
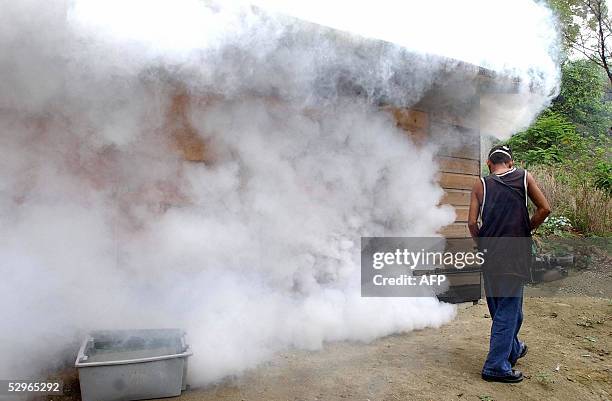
[530,166,611,236]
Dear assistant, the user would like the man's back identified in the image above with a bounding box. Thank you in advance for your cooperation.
[479,167,531,238]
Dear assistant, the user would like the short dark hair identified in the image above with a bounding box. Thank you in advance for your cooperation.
[488,145,513,164]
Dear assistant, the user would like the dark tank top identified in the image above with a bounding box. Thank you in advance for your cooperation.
[478,168,532,279]
[480,168,531,237]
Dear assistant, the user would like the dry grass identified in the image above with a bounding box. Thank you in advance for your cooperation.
[530,166,611,236]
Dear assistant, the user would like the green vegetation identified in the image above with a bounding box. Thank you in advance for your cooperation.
[507,109,583,165]
[535,370,556,387]
[504,60,611,236]
[538,215,573,236]
[551,60,612,136]
[545,0,611,84]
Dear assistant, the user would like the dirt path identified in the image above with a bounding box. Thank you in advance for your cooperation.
[48,264,612,401]
[177,296,611,401]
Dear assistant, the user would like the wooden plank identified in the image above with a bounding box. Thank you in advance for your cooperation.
[430,109,479,130]
[437,157,480,175]
[440,223,471,238]
[176,135,207,162]
[441,189,471,206]
[437,144,480,160]
[445,238,478,253]
[439,172,479,191]
[440,272,481,285]
[454,206,469,222]
[430,122,480,160]
[404,127,429,143]
[168,91,208,163]
[385,107,429,143]
[385,107,429,129]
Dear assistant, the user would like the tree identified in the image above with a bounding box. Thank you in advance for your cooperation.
[551,59,612,136]
[548,0,612,84]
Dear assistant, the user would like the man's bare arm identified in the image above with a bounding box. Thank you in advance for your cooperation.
[468,180,483,239]
[526,172,551,231]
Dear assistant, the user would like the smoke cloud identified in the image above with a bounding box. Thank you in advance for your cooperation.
[0,0,559,383]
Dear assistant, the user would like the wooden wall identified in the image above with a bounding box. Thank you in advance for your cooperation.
[389,106,480,239]
[169,91,481,240]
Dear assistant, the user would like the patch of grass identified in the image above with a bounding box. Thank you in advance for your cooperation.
[535,371,556,387]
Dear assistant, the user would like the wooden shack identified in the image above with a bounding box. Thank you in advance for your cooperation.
[163,60,518,303]
[4,14,520,304]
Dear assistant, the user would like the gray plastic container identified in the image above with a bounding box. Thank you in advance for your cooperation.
[75,329,192,401]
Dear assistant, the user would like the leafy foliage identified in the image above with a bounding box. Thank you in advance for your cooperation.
[546,0,581,54]
[538,215,574,236]
[549,216,572,230]
[551,60,612,136]
[506,110,585,166]
[507,59,612,205]
[593,160,612,195]
[509,113,611,197]
[503,59,612,236]
[546,0,612,84]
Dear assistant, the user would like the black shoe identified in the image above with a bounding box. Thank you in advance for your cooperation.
[518,343,528,359]
[511,344,528,367]
[482,370,524,383]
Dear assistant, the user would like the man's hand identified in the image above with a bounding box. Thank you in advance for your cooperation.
[527,172,551,231]
[468,180,483,239]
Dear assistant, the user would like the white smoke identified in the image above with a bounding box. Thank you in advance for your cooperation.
[0,0,559,383]
[249,0,562,138]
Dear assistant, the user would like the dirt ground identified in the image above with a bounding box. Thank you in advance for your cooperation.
[49,262,611,401]
[173,296,610,401]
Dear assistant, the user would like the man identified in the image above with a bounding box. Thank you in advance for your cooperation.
[468,145,551,383]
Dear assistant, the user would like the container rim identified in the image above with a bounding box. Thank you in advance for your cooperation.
[75,330,192,368]
[75,350,193,367]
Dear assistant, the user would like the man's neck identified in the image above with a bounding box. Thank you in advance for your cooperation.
[490,164,513,175]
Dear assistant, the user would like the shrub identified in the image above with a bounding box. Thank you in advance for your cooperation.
[529,165,611,236]
[506,110,585,166]
[539,215,573,236]
[593,160,612,195]
[551,60,612,137]
[500,59,611,236]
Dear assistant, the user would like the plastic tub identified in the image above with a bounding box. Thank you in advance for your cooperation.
[75,329,192,401]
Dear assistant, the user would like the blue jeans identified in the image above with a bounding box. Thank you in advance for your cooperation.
[482,274,525,377]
